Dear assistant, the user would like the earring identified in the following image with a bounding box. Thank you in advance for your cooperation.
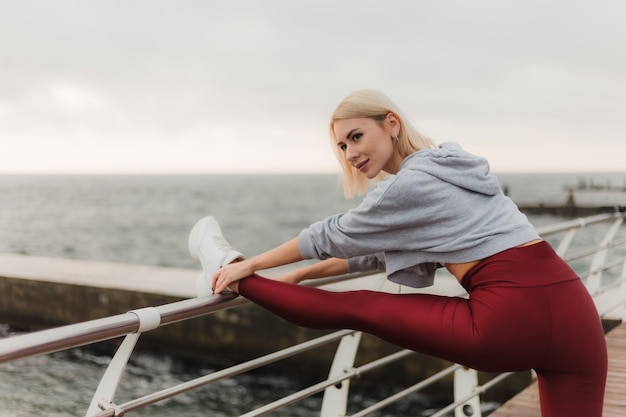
[392,135,399,143]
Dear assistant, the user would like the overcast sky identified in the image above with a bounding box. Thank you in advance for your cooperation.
[1,0,624,174]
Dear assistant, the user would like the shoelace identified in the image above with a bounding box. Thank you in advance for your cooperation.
[211,236,236,252]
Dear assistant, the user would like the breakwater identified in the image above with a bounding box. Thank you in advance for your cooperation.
[0,253,477,389]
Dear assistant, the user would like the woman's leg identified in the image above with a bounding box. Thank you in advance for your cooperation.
[239,274,515,370]
[534,279,607,417]
[239,274,607,417]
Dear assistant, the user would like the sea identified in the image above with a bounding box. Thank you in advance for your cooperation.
[1,172,626,417]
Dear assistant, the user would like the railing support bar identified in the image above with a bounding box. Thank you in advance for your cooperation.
[555,228,577,256]
[454,367,481,417]
[320,331,362,417]
[85,332,140,416]
[86,307,161,417]
[587,217,623,295]
[619,260,626,322]
[430,372,513,417]
[349,364,462,417]
[88,330,355,417]
[239,349,416,417]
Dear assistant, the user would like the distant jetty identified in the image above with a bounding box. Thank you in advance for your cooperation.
[511,175,626,217]
[567,176,626,192]
[517,204,625,217]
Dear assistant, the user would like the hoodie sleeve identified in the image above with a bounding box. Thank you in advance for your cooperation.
[298,175,404,261]
[298,145,514,262]
[297,170,456,261]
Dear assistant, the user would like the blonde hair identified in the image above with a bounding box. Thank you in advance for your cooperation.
[330,89,434,198]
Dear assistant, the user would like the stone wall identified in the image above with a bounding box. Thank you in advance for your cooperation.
[0,253,531,397]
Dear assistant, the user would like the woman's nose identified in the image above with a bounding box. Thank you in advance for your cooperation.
[345,145,359,161]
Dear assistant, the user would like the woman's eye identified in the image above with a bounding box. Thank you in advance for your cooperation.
[339,144,347,151]
[352,133,362,141]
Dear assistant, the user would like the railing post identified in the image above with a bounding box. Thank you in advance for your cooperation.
[453,367,481,417]
[587,217,623,295]
[619,260,626,322]
[85,332,139,416]
[554,219,584,256]
[86,307,161,417]
[320,331,362,417]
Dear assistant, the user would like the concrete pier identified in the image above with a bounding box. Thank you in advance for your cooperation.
[0,254,342,367]
[0,253,474,388]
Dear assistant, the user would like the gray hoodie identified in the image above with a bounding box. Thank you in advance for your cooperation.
[298,142,540,288]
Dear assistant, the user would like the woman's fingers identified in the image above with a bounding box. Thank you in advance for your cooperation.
[211,270,221,293]
[212,261,253,294]
[212,269,232,294]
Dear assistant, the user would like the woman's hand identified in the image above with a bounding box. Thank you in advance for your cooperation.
[212,259,255,294]
[212,237,304,294]
[213,257,348,294]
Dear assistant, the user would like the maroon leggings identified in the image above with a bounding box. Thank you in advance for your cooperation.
[238,242,607,417]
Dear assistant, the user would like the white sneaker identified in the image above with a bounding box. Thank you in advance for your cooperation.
[189,216,245,297]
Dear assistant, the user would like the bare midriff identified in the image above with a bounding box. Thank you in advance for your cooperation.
[445,239,544,284]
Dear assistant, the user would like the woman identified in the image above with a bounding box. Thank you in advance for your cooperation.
[189,90,607,417]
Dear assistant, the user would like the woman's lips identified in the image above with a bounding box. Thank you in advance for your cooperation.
[356,159,369,171]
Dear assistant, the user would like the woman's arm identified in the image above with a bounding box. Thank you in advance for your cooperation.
[275,257,349,284]
[212,237,303,294]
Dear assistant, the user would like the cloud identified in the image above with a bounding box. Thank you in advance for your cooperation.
[0,0,625,173]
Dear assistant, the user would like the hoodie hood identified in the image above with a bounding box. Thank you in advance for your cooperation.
[400,142,501,196]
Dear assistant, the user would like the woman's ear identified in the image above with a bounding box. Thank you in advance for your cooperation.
[386,112,400,136]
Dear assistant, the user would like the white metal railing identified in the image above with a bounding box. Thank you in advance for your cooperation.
[1,209,625,417]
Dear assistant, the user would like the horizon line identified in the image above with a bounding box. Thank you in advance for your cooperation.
[1,169,626,176]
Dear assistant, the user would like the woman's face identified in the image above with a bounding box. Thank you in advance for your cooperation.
[333,113,403,178]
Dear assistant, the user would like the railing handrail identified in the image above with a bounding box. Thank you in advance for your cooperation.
[2,211,623,364]
[1,209,625,417]
[0,292,244,363]
[534,212,620,235]
[0,271,377,364]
